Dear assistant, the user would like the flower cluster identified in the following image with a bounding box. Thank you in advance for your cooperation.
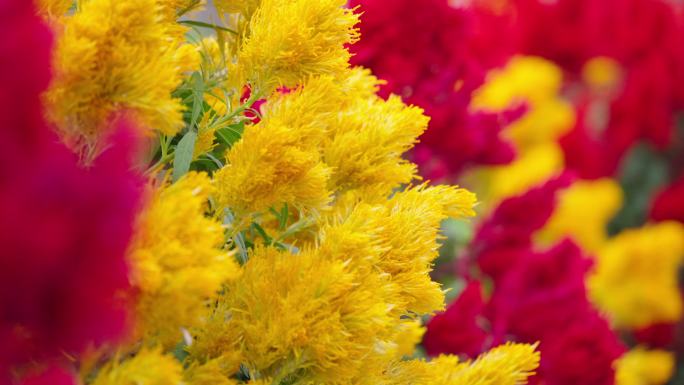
[2,0,545,384]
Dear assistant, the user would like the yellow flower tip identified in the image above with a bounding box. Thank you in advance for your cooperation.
[590,221,684,329]
[45,0,186,156]
[91,348,182,385]
[445,342,540,385]
[616,347,675,385]
[236,0,360,92]
[583,56,623,92]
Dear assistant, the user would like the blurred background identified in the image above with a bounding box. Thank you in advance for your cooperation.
[345,0,684,384]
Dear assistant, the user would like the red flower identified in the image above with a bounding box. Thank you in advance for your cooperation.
[0,1,143,381]
[423,281,489,358]
[650,174,684,223]
[349,0,516,177]
[473,175,571,280]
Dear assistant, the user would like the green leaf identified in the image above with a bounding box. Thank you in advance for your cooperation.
[215,121,245,147]
[172,130,197,181]
[189,72,205,128]
[178,20,238,35]
[608,142,669,234]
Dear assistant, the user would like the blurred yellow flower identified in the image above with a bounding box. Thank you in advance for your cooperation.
[589,221,684,329]
[616,347,675,385]
[91,348,182,385]
[536,178,623,252]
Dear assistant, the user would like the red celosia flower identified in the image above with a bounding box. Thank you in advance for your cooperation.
[0,1,143,382]
[473,175,571,280]
[534,312,624,385]
[426,177,624,384]
[349,0,517,178]
[423,281,489,357]
[650,174,684,223]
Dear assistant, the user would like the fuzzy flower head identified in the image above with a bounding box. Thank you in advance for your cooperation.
[589,221,684,329]
[383,343,539,385]
[91,348,182,385]
[129,172,240,348]
[536,178,624,252]
[235,0,359,93]
[45,0,187,156]
[195,246,395,384]
[615,347,674,385]
[324,75,429,198]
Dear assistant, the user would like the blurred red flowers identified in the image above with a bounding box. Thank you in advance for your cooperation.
[0,2,143,382]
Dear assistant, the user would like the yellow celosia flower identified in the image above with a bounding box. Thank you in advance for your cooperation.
[324,92,428,199]
[472,56,575,151]
[235,0,359,93]
[616,347,674,385]
[196,246,395,384]
[91,348,182,385]
[583,56,623,91]
[185,358,239,385]
[466,142,564,206]
[536,178,623,252]
[320,185,477,315]
[214,117,332,218]
[45,0,186,156]
[589,221,684,329]
[129,172,240,348]
[382,343,539,385]
[391,320,426,358]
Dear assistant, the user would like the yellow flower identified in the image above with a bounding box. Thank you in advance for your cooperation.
[91,348,182,385]
[320,185,477,315]
[382,343,539,385]
[589,221,684,329]
[583,56,623,92]
[129,172,240,348]
[45,0,186,156]
[235,0,359,93]
[214,119,332,219]
[472,56,575,152]
[391,320,426,358]
[185,358,239,385]
[536,178,623,252]
[616,347,674,385]
[324,91,428,199]
[196,246,395,384]
[465,142,564,206]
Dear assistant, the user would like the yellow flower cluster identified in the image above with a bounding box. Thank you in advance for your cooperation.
[42,0,541,383]
[129,172,240,348]
[234,0,359,93]
[43,0,191,157]
[589,221,684,329]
